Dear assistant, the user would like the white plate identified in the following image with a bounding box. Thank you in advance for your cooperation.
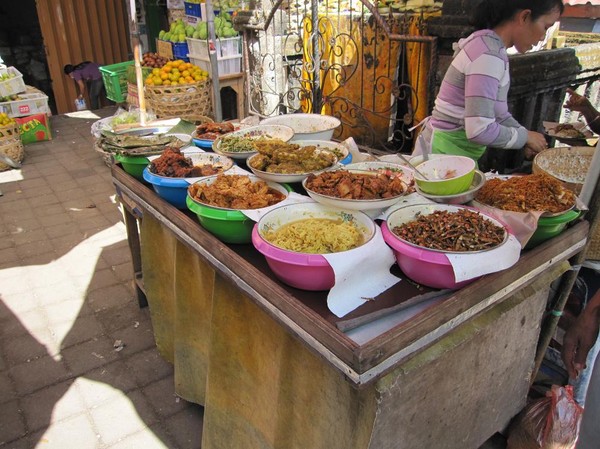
[212,124,295,160]
[302,169,408,211]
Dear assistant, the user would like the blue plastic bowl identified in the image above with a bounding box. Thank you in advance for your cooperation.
[143,167,190,208]
[192,138,214,150]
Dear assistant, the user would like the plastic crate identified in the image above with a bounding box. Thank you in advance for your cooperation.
[187,36,241,59]
[184,1,202,17]
[0,67,26,98]
[188,53,242,75]
[99,61,134,103]
[172,42,190,62]
[0,91,50,118]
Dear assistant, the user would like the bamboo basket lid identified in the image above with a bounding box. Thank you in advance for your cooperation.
[532,146,594,195]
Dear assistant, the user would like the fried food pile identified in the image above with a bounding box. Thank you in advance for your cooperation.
[249,140,336,174]
[194,122,235,140]
[305,170,407,199]
[188,174,286,209]
[552,123,586,139]
[150,148,222,178]
[392,209,505,252]
[476,173,576,213]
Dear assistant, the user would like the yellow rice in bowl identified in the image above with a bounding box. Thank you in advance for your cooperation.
[263,218,364,254]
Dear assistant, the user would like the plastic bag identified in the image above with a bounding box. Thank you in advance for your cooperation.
[507,385,583,449]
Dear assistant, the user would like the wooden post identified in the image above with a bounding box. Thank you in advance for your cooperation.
[128,0,147,126]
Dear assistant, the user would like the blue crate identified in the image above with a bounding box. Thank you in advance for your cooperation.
[184,2,202,18]
[172,42,190,62]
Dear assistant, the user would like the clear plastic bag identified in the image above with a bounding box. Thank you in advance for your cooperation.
[507,385,583,449]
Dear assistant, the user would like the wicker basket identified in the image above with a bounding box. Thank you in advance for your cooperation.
[127,82,139,108]
[0,122,20,141]
[145,79,213,119]
[94,139,114,167]
[532,147,600,260]
[0,139,24,171]
[532,146,594,195]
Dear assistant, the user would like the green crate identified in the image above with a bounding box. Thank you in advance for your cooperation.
[126,64,153,85]
[99,61,134,103]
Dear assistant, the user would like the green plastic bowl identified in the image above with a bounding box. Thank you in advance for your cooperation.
[114,153,149,180]
[414,155,476,195]
[186,176,292,244]
[525,209,581,249]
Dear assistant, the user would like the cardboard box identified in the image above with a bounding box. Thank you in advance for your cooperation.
[157,39,174,59]
[15,113,52,144]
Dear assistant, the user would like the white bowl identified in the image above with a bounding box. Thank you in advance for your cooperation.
[247,148,337,184]
[261,113,341,141]
[212,124,295,160]
[302,169,410,211]
[290,139,351,165]
[343,161,414,186]
[164,133,192,143]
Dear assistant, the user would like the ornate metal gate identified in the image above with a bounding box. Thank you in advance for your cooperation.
[236,0,439,153]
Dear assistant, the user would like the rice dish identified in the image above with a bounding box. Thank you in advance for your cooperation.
[263,218,364,253]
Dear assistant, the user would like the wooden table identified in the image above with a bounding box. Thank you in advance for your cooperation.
[112,165,588,449]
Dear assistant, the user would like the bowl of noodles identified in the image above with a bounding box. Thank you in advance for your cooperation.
[186,174,291,243]
[252,202,376,290]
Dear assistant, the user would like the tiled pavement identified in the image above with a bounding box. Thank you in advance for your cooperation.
[0,108,203,449]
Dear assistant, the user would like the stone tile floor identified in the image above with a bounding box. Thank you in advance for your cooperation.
[0,108,507,449]
[0,108,203,449]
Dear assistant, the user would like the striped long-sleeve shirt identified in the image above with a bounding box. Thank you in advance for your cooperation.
[430,29,528,150]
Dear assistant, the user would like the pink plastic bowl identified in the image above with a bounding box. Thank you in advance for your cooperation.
[251,203,376,291]
[382,203,508,289]
[252,226,334,290]
[381,221,473,290]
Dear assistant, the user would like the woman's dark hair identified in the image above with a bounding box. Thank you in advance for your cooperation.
[63,61,92,75]
[471,0,564,30]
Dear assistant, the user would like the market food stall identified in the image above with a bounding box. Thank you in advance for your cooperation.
[111,161,588,449]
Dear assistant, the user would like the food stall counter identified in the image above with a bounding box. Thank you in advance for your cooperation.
[112,164,588,449]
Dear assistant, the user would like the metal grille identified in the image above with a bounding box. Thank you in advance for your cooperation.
[238,0,439,153]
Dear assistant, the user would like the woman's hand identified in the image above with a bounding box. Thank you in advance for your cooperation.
[525,131,548,154]
[561,290,600,379]
[564,88,595,115]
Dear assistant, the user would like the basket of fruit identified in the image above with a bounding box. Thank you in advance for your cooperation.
[144,59,213,119]
[0,112,24,171]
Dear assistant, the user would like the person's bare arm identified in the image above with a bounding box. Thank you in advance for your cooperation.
[561,288,600,379]
[76,79,86,99]
[564,88,600,135]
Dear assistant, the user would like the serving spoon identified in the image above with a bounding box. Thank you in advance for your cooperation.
[393,152,429,180]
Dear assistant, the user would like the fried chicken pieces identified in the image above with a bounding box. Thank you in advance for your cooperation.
[188,174,286,209]
[150,148,221,178]
[305,170,407,199]
[194,122,235,140]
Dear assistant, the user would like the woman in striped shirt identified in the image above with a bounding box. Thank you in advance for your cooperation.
[415,0,564,162]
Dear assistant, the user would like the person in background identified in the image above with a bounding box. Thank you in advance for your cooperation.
[63,61,104,110]
[562,288,600,448]
[564,88,600,135]
[413,0,564,162]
